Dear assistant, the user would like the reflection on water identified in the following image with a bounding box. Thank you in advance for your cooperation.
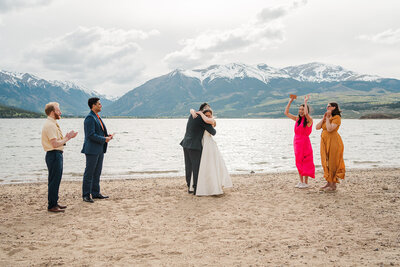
[0,118,399,184]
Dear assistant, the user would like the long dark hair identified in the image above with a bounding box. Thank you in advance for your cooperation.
[297,104,309,127]
[202,109,213,116]
[329,102,342,117]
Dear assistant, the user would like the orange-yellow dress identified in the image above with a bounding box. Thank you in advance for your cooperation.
[320,115,345,183]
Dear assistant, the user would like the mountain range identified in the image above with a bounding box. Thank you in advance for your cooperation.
[0,71,112,116]
[1,62,400,118]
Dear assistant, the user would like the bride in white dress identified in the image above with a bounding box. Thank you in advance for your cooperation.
[189,108,232,196]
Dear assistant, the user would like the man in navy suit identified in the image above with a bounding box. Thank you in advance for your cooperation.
[81,97,113,203]
[180,103,216,195]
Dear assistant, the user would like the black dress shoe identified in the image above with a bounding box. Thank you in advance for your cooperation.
[92,194,109,199]
[188,189,194,194]
[83,196,94,203]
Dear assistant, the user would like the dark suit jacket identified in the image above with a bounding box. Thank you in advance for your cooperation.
[81,110,108,155]
[180,115,216,151]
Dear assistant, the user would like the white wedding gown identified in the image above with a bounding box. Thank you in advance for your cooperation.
[191,131,232,196]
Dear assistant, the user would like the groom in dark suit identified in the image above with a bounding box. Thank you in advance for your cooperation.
[180,103,216,195]
[81,97,113,203]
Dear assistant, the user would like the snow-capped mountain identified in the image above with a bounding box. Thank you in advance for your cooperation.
[1,62,398,117]
[177,62,381,84]
[104,62,398,117]
[0,70,111,115]
[282,62,381,82]
[0,70,96,94]
[181,63,290,83]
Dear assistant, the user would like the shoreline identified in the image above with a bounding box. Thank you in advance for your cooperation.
[1,167,399,266]
[1,167,399,186]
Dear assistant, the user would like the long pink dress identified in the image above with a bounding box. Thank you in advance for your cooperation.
[293,117,315,178]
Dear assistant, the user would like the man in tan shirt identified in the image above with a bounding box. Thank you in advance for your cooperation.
[41,102,77,212]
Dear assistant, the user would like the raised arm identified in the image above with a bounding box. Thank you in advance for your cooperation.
[196,111,216,127]
[304,95,313,126]
[284,98,297,121]
[190,109,197,119]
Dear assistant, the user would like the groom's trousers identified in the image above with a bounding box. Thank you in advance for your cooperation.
[183,148,202,192]
[82,153,104,198]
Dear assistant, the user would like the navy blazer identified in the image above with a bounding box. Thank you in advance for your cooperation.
[180,115,216,151]
[81,110,108,155]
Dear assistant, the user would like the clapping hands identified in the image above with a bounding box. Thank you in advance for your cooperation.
[323,110,332,121]
[66,130,78,140]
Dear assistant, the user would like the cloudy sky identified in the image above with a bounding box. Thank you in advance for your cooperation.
[0,0,399,97]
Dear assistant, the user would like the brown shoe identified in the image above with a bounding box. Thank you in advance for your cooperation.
[48,206,65,213]
[57,204,67,209]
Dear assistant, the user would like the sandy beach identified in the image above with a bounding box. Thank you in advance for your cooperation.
[1,168,399,266]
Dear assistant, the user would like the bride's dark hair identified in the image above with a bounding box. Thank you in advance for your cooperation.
[202,109,213,115]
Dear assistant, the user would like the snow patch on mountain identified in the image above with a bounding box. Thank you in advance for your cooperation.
[0,70,98,95]
[181,63,289,84]
[282,62,381,82]
[176,62,381,84]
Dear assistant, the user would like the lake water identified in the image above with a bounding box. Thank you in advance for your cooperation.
[0,118,398,184]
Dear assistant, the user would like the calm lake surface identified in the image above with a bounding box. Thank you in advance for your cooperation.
[0,118,398,184]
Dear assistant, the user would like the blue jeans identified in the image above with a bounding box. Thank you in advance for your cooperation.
[45,150,63,209]
[82,153,104,198]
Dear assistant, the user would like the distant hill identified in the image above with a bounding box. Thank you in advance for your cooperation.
[0,104,45,118]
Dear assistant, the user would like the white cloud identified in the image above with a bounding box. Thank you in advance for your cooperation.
[164,0,307,69]
[257,6,287,23]
[0,0,53,13]
[24,26,159,96]
[358,28,400,45]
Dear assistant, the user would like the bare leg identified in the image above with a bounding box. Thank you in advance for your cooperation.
[299,174,304,183]
[320,182,329,189]
[304,176,309,184]
[324,182,336,191]
[331,182,337,190]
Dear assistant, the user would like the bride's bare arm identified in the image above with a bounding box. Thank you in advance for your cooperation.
[197,111,216,127]
[190,109,198,118]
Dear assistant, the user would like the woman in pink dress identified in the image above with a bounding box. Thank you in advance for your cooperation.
[284,95,315,188]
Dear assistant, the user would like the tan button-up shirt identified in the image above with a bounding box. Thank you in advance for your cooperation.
[41,117,64,152]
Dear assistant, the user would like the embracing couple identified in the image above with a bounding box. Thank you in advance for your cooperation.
[180,103,232,196]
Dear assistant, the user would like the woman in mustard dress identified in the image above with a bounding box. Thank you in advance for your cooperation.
[316,102,345,191]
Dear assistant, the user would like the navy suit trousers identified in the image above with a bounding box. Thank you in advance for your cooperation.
[45,150,63,209]
[82,153,104,198]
